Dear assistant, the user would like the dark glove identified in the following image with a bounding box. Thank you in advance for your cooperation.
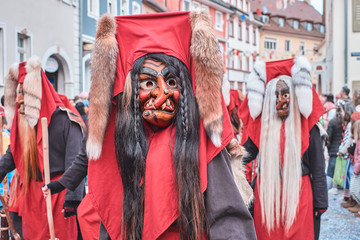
[348,143,356,156]
[63,200,80,218]
[46,181,66,194]
[314,208,327,217]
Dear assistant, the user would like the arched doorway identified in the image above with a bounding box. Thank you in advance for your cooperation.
[82,53,91,93]
[45,55,66,93]
[42,46,73,97]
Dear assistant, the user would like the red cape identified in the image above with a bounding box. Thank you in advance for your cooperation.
[88,12,234,239]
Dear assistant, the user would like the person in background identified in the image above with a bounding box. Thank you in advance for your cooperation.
[327,101,346,194]
[340,86,351,102]
[75,102,87,124]
[0,57,85,240]
[323,94,337,129]
[338,101,356,208]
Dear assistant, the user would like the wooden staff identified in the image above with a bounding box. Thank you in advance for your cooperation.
[0,194,20,240]
[41,118,56,240]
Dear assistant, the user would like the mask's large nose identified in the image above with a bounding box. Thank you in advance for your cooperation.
[152,75,173,109]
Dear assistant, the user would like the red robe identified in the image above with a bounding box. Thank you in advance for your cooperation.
[9,63,78,240]
[88,11,234,239]
[240,87,324,240]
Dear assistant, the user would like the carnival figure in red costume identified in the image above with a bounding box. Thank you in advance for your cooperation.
[79,11,256,239]
[0,57,85,240]
[240,57,328,240]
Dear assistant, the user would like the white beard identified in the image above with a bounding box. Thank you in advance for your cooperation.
[258,76,302,232]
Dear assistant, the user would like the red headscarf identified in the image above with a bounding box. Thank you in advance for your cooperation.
[88,12,233,239]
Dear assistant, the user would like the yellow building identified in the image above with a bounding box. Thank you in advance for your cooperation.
[252,0,325,87]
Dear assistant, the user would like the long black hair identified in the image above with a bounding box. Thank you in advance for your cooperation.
[114,53,207,239]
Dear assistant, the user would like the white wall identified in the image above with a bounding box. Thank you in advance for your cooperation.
[0,0,79,97]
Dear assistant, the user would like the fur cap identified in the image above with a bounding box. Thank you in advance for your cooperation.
[87,11,224,160]
[246,56,313,119]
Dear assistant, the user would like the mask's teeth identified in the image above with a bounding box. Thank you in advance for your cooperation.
[161,102,166,110]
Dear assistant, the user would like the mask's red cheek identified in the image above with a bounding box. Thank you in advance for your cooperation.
[172,89,180,104]
[139,90,151,103]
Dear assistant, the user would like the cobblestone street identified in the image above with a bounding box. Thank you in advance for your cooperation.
[320,190,360,240]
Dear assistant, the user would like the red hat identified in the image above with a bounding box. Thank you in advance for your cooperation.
[246,57,313,119]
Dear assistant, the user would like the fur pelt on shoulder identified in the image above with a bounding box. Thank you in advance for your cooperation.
[226,138,254,207]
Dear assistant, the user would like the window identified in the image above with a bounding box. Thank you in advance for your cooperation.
[88,0,99,18]
[132,2,140,14]
[306,22,312,31]
[0,27,4,84]
[264,37,277,50]
[17,32,31,63]
[246,25,249,43]
[260,15,269,24]
[313,43,318,52]
[183,0,191,11]
[253,28,256,45]
[299,41,305,55]
[246,56,250,71]
[238,23,242,40]
[121,0,129,15]
[229,20,234,37]
[215,11,223,31]
[192,1,200,10]
[238,53,242,70]
[320,25,325,34]
[293,20,299,29]
[228,53,234,69]
[201,5,209,12]
[278,18,284,27]
[108,0,117,15]
[285,40,290,51]
[231,0,236,6]
[238,0,243,9]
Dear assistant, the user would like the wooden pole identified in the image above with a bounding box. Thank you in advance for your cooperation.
[41,118,56,240]
[0,195,20,240]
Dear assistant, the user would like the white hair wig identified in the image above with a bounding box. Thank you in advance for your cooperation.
[258,75,302,233]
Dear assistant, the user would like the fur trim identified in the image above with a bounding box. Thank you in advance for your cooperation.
[226,138,253,206]
[4,63,19,128]
[222,79,231,107]
[87,14,118,160]
[23,56,42,128]
[292,56,312,118]
[190,10,224,147]
[246,60,266,119]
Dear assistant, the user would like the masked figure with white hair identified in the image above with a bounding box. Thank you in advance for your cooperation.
[241,57,328,240]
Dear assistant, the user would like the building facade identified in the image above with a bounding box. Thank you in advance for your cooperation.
[227,0,262,91]
[81,0,142,93]
[0,0,80,98]
[141,0,261,91]
[251,0,325,90]
[322,0,360,95]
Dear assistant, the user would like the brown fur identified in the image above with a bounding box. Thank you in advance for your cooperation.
[226,139,253,206]
[23,57,42,128]
[190,10,224,147]
[87,14,118,160]
[4,63,19,128]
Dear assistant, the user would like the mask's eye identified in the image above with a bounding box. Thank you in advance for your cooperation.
[283,93,289,99]
[166,78,177,88]
[140,80,157,90]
